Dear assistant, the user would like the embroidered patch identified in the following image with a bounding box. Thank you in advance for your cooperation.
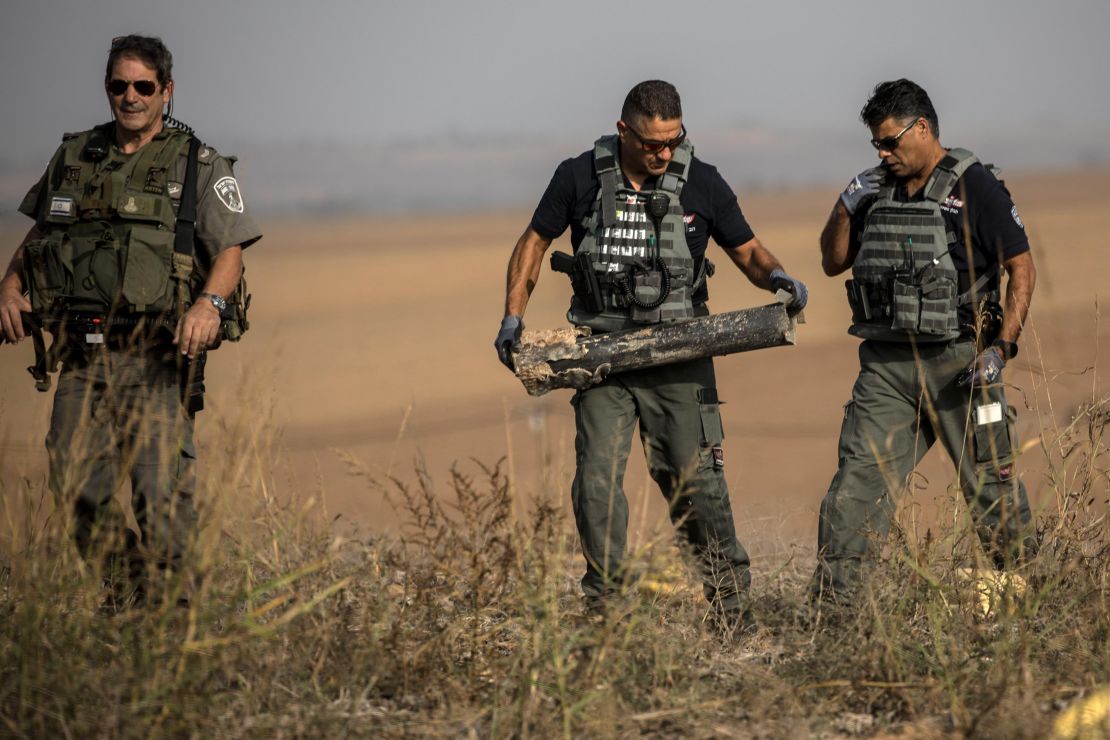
[167,181,183,198]
[120,196,139,214]
[711,446,725,469]
[144,166,166,194]
[49,196,74,217]
[1011,205,1024,229]
[213,176,244,213]
[63,166,82,185]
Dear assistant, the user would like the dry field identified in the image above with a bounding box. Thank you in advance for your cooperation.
[0,167,1108,737]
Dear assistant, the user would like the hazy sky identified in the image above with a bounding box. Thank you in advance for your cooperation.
[2,1,1108,211]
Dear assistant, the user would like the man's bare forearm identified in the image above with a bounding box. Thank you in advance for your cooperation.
[721,237,784,289]
[820,201,855,276]
[202,246,243,298]
[999,252,1035,345]
[504,227,552,317]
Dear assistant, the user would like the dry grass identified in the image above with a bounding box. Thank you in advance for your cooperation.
[0,369,1108,739]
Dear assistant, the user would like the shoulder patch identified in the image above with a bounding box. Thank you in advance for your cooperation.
[213,176,245,213]
[197,144,216,163]
[1010,205,1024,229]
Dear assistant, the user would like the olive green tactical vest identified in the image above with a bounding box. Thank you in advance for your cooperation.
[847,148,997,343]
[566,135,700,332]
[23,124,196,319]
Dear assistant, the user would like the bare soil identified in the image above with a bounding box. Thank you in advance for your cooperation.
[2,167,1108,561]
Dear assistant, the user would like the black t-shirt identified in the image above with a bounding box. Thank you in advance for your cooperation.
[530,147,755,304]
[851,160,1029,321]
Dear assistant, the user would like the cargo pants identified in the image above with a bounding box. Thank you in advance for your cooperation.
[812,339,1037,599]
[46,342,198,580]
[571,357,751,613]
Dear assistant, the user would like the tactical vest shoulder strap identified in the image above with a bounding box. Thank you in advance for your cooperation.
[923,147,979,203]
[175,136,201,260]
[659,139,693,195]
[593,135,621,228]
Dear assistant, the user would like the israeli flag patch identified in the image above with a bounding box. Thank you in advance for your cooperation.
[49,196,74,217]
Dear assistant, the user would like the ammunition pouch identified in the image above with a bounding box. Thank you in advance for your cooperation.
[23,233,74,316]
[847,267,960,340]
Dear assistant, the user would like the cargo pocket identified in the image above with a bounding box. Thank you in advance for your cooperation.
[23,234,73,313]
[972,396,1016,475]
[697,388,725,448]
[122,228,174,312]
[890,279,921,333]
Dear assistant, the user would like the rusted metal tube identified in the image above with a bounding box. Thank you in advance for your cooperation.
[513,299,798,397]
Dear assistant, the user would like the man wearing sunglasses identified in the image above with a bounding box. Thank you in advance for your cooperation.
[811,78,1037,603]
[0,35,262,607]
[495,80,807,638]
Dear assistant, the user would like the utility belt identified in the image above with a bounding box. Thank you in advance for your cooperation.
[47,311,176,344]
[16,309,177,393]
[16,309,207,413]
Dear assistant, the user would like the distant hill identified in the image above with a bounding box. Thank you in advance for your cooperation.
[2,123,1104,217]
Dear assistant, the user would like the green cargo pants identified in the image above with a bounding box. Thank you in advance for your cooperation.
[812,339,1037,599]
[571,357,751,612]
[46,343,197,576]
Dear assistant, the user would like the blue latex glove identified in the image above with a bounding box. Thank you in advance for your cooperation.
[494,315,523,370]
[769,268,808,314]
[839,167,884,216]
[957,346,1005,388]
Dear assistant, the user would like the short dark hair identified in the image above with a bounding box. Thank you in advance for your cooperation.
[621,80,682,124]
[106,35,173,87]
[860,78,939,138]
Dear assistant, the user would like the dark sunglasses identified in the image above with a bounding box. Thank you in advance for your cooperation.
[870,118,919,151]
[107,79,158,97]
[625,123,687,154]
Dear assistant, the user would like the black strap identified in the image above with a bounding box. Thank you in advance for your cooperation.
[174,136,201,258]
[957,263,1000,305]
[24,314,54,392]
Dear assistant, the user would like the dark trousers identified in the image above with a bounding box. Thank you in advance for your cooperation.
[571,357,751,612]
[46,345,197,576]
[813,339,1037,599]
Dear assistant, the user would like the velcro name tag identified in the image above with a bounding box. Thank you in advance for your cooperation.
[85,333,105,345]
[49,197,74,217]
[975,402,1003,425]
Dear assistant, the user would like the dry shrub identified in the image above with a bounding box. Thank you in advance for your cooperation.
[0,375,1107,737]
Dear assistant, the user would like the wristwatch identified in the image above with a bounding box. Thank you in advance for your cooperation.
[199,292,228,314]
[991,338,1019,361]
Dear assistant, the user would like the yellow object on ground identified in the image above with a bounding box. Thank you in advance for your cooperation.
[954,568,1027,617]
[1053,687,1110,739]
[637,561,693,597]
